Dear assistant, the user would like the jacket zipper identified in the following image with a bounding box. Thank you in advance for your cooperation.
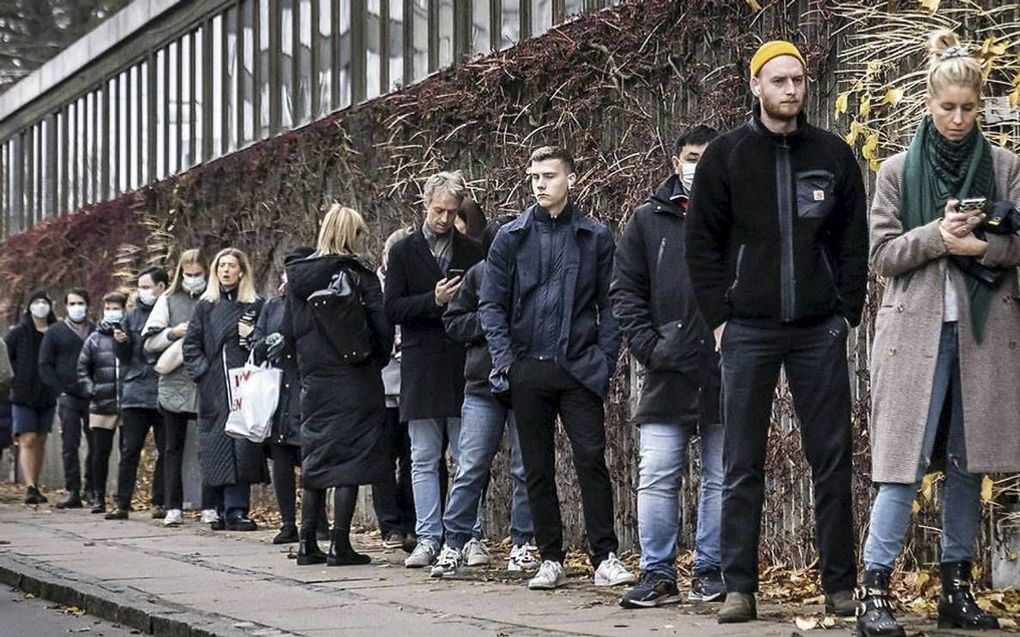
[655,237,666,277]
[726,243,746,302]
[776,138,795,322]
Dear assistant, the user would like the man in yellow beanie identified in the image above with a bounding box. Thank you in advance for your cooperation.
[685,40,868,623]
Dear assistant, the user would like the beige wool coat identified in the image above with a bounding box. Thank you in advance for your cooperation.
[869,148,1020,484]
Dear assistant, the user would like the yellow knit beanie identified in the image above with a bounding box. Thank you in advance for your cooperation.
[750,41,806,77]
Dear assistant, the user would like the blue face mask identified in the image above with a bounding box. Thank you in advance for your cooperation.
[103,310,124,324]
[67,305,87,323]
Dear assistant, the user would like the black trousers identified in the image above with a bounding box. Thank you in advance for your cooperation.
[59,401,93,495]
[719,316,856,594]
[91,427,116,501]
[509,358,618,567]
[116,408,166,509]
[371,407,416,536]
[161,409,216,510]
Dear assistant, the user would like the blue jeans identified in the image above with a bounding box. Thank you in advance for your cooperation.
[444,392,533,550]
[863,323,982,571]
[637,421,724,578]
[220,482,251,518]
[409,417,462,547]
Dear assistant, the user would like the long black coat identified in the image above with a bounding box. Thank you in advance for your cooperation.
[384,229,483,421]
[5,314,56,409]
[252,295,301,448]
[182,292,268,487]
[284,254,394,489]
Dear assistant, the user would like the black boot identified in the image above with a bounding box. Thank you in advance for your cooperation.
[296,528,327,565]
[855,569,905,637]
[225,511,258,531]
[273,523,299,545]
[55,491,83,509]
[326,529,371,566]
[937,561,999,630]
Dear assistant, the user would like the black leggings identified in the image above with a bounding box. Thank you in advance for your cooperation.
[91,427,116,502]
[301,486,358,536]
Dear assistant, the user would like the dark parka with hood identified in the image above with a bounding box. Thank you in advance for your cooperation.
[5,297,57,410]
[610,175,720,427]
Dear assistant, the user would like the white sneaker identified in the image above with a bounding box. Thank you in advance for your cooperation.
[507,543,540,572]
[199,509,219,524]
[528,560,567,590]
[594,552,637,587]
[463,538,490,566]
[163,509,183,527]
[404,541,438,568]
[429,545,462,578]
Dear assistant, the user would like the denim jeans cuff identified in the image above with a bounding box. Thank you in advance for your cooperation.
[510,534,533,547]
[446,533,471,551]
[643,564,677,580]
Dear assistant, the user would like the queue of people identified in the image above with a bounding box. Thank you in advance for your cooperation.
[2,31,1018,633]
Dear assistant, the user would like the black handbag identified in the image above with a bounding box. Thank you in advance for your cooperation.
[306,268,373,364]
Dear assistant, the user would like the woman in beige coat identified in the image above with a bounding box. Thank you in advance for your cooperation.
[856,30,1020,637]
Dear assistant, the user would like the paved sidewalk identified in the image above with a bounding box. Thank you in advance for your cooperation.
[0,503,1015,636]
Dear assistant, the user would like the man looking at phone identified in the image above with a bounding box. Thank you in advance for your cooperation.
[384,170,484,568]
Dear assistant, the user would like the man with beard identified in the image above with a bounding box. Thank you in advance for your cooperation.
[685,41,869,623]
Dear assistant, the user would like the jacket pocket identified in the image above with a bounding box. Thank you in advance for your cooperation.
[725,243,746,305]
[648,321,700,372]
[795,170,836,219]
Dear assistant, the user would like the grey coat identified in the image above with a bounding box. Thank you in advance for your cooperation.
[869,148,1020,483]
[144,292,201,414]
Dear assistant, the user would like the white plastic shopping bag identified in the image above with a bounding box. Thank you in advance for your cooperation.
[224,351,281,443]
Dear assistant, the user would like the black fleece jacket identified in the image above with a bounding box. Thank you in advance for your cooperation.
[685,107,869,329]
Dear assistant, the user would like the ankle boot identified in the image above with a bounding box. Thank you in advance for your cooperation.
[56,491,83,509]
[327,529,371,566]
[296,528,327,565]
[937,561,999,630]
[855,569,905,637]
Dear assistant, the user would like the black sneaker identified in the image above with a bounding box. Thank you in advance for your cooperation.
[55,492,83,509]
[619,571,682,608]
[689,568,727,602]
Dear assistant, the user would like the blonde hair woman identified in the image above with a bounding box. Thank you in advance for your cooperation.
[142,249,217,527]
[282,205,394,566]
[857,29,1020,636]
[182,247,267,531]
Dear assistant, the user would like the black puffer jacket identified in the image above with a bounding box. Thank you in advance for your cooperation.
[4,313,56,409]
[77,324,121,415]
[116,303,159,410]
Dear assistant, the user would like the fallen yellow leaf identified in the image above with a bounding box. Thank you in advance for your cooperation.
[882,88,904,106]
[981,475,993,503]
[796,617,820,630]
[862,133,879,160]
[919,0,940,14]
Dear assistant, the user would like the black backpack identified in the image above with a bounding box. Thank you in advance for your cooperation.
[307,267,373,364]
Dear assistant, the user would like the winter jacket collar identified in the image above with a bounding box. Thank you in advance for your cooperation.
[748,102,810,144]
[647,175,686,218]
[504,201,596,237]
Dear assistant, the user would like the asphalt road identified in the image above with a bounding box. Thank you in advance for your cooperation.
[0,584,139,637]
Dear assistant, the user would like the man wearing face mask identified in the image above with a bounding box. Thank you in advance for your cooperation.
[610,125,726,608]
[105,268,170,520]
[384,171,484,568]
[39,288,96,509]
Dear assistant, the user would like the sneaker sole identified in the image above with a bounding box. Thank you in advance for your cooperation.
[528,581,567,590]
[619,594,682,609]
[595,577,638,587]
[465,558,490,567]
[689,591,726,602]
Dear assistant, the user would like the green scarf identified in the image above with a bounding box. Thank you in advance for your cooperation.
[900,116,996,341]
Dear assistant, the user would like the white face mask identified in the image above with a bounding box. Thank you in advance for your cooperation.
[680,162,698,193]
[137,288,158,306]
[30,302,51,319]
[182,274,206,294]
[67,306,87,323]
[103,310,124,324]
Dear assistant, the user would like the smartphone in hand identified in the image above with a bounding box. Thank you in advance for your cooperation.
[447,268,465,280]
